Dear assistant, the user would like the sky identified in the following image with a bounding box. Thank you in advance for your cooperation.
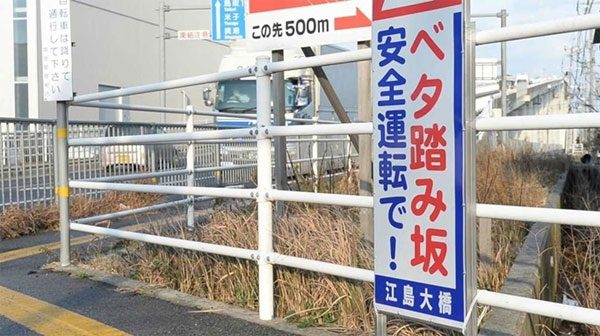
[472,0,587,78]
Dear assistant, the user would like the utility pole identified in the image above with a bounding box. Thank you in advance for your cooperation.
[472,10,509,146]
[358,41,373,243]
[500,9,508,146]
[158,1,168,122]
[589,28,598,161]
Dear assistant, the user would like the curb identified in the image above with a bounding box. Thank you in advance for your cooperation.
[48,263,338,336]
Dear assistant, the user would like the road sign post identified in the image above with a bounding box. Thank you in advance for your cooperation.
[371,0,475,332]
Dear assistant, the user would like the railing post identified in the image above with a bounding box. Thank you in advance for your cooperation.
[465,14,479,335]
[186,106,195,230]
[255,56,274,320]
[56,101,70,267]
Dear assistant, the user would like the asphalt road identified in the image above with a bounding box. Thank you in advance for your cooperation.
[0,218,299,336]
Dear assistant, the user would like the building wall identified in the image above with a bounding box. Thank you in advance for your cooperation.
[6,0,230,123]
[0,0,15,118]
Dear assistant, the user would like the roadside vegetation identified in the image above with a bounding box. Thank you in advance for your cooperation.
[476,146,568,294]
[558,165,600,335]
[0,187,160,240]
[75,146,567,335]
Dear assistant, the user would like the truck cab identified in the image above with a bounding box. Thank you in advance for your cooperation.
[203,41,314,127]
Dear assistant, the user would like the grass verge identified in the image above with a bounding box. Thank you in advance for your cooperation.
[0,186,161,240]
[76,147,565,334]
[558,165,600,335]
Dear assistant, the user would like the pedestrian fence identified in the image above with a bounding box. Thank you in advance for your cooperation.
[0,118,354,210]
[54,11,600,335]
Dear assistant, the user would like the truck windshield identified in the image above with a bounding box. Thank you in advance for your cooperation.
[215,80,296,113]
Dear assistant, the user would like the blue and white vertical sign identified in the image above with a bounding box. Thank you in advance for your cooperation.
[211,0,245,41]
[371,0,466,330]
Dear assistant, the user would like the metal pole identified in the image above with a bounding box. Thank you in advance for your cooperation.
[158,1,167,122]
[56,101,70,267]
[186,106,195,230]
[301,47,359,150]
[358,41,373,243]
[500,9,508,146]
[311,47,321,193]
[589,29,596,153]
[256,56,274,320]
[465,13,479,335]
[375,312,387,336]
[272,50,287,216]
[312,117,319,192]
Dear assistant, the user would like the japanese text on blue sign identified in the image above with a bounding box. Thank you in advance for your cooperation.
[371,0,465,330]
[211,0,245,41]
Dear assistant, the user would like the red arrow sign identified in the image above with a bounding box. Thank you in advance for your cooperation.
[250,0,345,14]
[335,7,371,30]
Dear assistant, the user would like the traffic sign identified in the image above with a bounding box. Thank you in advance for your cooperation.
[371,0,467,330]
[40,0,73,101]
[246,0,371,51]
[178,30,211,40]
[211,0,245,41]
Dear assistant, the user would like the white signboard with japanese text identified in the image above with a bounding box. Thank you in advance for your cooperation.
[40,0,73,101]
[246,0,371,51]
[178,30,211,41]
[371,0,466,330]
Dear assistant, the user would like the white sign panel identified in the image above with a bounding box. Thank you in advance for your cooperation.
[371,0,466,330]
[246,0,371,51]
[40,0,73,101]
[178,30,211,40]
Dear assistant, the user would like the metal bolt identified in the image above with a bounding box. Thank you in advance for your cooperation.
[263,65,268,71]
[265,192,269,199]
[254,66,258,72]
[264,129,269,135]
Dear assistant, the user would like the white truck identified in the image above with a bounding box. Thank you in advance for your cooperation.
[202,41,316,127]
[202,42,359,175]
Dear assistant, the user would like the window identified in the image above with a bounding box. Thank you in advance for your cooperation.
[13,0,28,119]
[15,83,28,119]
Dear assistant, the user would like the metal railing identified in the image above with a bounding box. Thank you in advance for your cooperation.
[54,10,600,335]
[0,117,353,210]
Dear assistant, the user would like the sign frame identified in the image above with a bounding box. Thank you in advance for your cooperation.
[245,0,372,51]
[371,0,477,332]
[211,0,246,41]
[40,0,73,102]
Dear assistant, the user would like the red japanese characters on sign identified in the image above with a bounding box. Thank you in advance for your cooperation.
[372,0,466,329]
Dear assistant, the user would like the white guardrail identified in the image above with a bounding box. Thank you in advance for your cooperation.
[55,11,600,335]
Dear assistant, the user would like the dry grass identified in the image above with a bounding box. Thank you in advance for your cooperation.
[0,186,161,240]
[87,203,445,335]
[559,165,600,335]
[476,145,568,293]
[81,147,566,335]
